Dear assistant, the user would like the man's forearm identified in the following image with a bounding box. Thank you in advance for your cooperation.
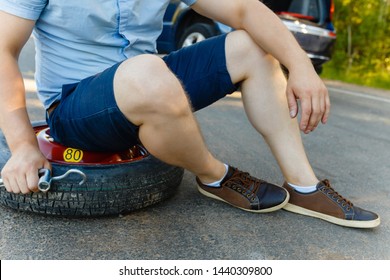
[239,0,312,72]
[0,52,38,152]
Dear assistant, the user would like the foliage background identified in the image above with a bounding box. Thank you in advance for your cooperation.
[322,0,390,89]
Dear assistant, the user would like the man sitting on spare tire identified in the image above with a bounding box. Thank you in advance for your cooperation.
[0,0,380,228]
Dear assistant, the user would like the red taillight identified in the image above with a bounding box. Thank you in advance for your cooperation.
[330,0,335,21]
[277,11,315,21]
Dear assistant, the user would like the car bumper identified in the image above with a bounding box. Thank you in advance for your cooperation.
[282,19,336,66]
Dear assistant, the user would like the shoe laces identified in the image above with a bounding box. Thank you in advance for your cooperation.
[223,168,264,199]
[319,179,353,210]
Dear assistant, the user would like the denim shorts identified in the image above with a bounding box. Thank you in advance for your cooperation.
[47,33,238,152]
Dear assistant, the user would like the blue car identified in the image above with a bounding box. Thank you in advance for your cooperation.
[157,0,336,73]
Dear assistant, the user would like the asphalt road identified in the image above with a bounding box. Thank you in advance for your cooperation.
[0,39,389,260]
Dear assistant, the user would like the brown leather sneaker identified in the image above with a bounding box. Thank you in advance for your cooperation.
[283,180,380,228]
[196,166,289,213]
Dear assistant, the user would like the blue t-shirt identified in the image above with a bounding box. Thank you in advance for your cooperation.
[0,0,197,109]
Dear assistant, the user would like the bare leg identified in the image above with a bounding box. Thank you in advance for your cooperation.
[113,55,226,184]
[225,31,318,186]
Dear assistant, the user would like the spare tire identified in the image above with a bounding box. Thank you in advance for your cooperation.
[0,121,184,217]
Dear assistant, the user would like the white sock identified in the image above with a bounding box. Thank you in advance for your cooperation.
[288,182,318,193]
[204,164,229,187]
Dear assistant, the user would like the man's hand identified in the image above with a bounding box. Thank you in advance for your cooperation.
[1,144,51,194]
[286,67,330,134]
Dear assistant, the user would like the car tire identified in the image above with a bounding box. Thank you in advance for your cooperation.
[177,23,218,49]
[0,121,184,217]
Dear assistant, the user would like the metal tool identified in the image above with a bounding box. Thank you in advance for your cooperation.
[0,168,87,193]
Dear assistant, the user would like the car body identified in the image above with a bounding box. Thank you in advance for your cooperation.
[157,0,337,73]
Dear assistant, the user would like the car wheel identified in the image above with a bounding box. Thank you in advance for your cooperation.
[0,121,184,217]
[177,23,218,49]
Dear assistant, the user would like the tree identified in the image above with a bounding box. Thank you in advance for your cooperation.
[324,0,390,88]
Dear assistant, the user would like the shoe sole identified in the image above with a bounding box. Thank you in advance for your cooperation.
[197,186,290,213]
[283,203,381,228]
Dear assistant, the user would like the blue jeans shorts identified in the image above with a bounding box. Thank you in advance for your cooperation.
[47,34,238,152]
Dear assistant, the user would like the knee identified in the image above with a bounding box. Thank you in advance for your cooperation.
[114,55,192,123]
[226,30,281,77]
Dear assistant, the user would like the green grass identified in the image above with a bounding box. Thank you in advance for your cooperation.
[321,64,390,91]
